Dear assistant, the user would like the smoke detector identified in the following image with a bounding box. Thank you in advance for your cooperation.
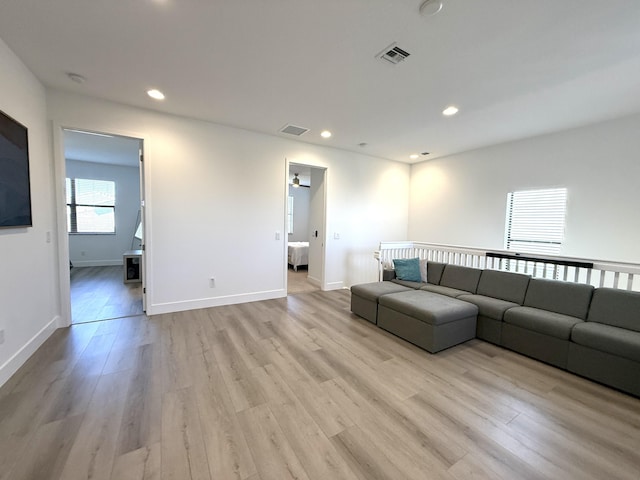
[376,43,410,65]
[67,72,86,84]
[419,0,443,16]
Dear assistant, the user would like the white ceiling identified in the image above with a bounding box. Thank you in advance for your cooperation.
[2,0,640,164]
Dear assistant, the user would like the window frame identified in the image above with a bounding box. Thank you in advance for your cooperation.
[504,187,568,256]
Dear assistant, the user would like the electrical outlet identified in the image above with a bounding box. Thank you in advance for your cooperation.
[209,277,215,288]
[0,330,5,345]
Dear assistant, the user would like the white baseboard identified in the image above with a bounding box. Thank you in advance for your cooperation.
[306,276,343,291]
[0,315,59,389]
[324,281,345,290]
[71,260,123,267]
[147,289,287,316]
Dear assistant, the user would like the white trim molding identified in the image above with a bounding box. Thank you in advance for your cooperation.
[0,316,59,389]
[147,289,287,316]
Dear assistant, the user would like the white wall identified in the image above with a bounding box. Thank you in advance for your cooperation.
[0,38,60,387]
[409,113,640,263]
[66,160,141,266]
[287,185,309,242]
[47,90,410,315]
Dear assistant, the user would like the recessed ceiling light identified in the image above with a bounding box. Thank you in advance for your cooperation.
[320,130,332,138]
[409,154,419,160]
[147,89,165,100]
[442,105,459,116]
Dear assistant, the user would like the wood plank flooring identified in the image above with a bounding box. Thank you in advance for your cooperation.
[1,289,639,480]
[70,266,143,324]
[287,266,320,295]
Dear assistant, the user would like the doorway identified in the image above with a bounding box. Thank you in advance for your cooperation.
[286,162,326,295]
[63,129,145,324]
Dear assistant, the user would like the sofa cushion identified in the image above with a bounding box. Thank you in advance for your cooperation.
[476,270,530,304]
[458,294,519,320]
[587,288,640,332]
[426,261,447,285]
[391,278,426,289]
[572,321,640,363]
[393,258,421,282]
[439,265,482,293]
[419,259,428,283]
[350,281,412,301]
[378,290,477,326]
[421,284,469,298]
[504,306,584,340]
[523,278,594,319]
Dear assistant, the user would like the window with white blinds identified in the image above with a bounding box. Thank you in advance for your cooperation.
[505,187,567,255]
[66,178,116,234]
[287,195,294,234]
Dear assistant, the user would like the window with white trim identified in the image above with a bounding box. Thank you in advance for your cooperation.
[505,187,567,255]
[66,178,116,234]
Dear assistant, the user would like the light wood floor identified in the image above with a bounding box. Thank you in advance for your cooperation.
[70,266,143,324]
[287,266,320,295]
[1,289,639,480]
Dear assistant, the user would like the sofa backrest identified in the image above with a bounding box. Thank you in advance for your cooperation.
[439,264,482,293]
[426,261,446,285]
[476,270,530,304]
[587,288,640,332]
[523,278,594,319]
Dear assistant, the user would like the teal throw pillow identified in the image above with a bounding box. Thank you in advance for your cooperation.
[393,257,421,282]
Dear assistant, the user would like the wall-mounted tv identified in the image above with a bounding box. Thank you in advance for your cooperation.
[0,109,32,228]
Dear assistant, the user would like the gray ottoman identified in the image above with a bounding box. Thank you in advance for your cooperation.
[351,281,413,324]
[378,290,478,353]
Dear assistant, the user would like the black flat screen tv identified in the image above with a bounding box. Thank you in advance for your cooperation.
[0,109,32,228]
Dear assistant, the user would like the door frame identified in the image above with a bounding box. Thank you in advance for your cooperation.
[284,159,328,292]
[52,122,150,327]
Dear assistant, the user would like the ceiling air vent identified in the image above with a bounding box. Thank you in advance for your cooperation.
[376,42,410,65]
[280,124,309,136]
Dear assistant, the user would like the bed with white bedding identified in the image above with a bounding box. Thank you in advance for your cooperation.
[288,241,309,271]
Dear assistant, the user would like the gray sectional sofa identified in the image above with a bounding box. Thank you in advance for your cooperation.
[568,288,640,395]
[502,279,594,369]
[351,261,640,397]
[378,290,478,354]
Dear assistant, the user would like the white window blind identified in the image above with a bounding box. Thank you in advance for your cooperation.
[66,178,116,233]
[287,195,294,234]
[505,187,567,255]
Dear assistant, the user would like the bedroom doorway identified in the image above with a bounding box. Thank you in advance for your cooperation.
[61,128,146,324]
[286,162,325,294]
